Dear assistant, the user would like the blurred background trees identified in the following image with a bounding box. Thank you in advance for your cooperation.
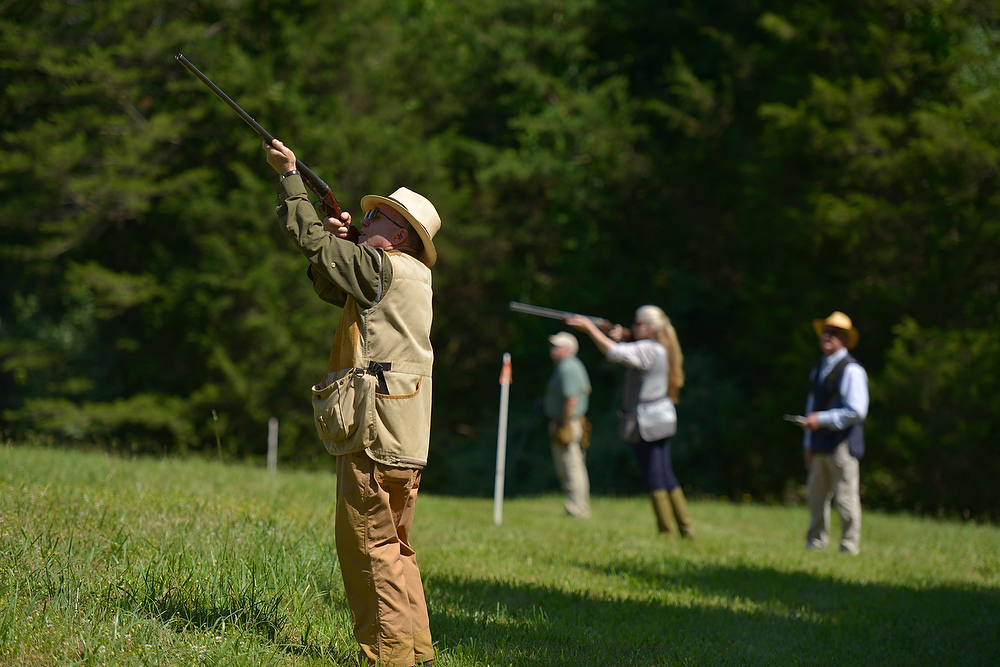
[2,0,998,519]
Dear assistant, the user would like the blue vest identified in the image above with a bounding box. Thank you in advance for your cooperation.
[810,354,865,459]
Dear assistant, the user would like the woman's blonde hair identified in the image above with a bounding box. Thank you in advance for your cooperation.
[636,305,685,403]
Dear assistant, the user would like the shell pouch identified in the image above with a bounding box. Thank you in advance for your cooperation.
[311,370,377,446]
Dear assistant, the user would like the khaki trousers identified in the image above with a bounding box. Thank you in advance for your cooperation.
[806,440,862,554]
[548,418,591,519]
[336,451,434,666]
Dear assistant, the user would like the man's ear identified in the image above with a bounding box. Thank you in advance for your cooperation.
[392,227,409,244]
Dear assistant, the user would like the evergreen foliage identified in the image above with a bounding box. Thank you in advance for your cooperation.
[1,0,998,518]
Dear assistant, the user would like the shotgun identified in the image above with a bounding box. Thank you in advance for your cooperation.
[508,301,610,327]
[508,301,632,339]
[175,54,358,242]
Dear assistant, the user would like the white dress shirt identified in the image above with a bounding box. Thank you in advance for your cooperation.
[803,347,869,449]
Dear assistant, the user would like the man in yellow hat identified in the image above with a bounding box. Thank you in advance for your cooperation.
[799,311,869,555]
[265,139,440,666]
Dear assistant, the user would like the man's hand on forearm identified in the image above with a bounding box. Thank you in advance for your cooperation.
[263,138,297,174]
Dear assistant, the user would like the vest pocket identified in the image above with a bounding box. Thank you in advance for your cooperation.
[370,374,431,460]
[311,371,376,443]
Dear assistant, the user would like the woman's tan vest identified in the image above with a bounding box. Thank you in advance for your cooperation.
[310,251,433,467]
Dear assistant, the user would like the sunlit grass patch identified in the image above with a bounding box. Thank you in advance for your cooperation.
[2,443,998,666]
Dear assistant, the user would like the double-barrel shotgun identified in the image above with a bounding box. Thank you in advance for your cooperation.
[175,54,358,242]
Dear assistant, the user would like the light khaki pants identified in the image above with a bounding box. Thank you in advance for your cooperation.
[336,451,434,666]
[806,440,862,554]
[549,418,591,519]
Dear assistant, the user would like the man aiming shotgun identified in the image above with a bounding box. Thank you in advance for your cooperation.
[178,54,442,666]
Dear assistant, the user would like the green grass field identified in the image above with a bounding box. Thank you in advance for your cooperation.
[2,443,998,666]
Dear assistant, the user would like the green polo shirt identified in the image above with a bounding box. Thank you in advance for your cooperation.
[543,355,591,420]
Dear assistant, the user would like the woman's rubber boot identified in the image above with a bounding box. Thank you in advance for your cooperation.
[650,490,675,537]
[669,487,696,539]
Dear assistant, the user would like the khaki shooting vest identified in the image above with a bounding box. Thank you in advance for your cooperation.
[311,251,434,467]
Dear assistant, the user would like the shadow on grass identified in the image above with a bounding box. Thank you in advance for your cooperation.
[426,558,1000,666]
[121,581,285,641]
[120,567,360,663]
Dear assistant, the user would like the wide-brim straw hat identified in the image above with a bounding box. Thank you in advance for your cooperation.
[361,187,441,266]
[812,311,859,350]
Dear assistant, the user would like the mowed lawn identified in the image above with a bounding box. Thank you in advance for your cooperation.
[2,444,998,666]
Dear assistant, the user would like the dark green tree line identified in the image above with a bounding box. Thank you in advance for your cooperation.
[1,0,997,518]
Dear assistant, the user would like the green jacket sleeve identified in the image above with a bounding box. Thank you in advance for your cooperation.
[276,175,392,308]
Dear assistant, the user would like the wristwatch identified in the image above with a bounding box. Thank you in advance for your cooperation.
[279,169,299,181]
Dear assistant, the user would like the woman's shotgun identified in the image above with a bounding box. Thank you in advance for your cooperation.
[508,301,633,340]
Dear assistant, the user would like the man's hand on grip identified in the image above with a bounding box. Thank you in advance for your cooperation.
[325,212,354,239]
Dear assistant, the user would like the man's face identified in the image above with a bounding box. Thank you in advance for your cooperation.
[550,345,571,363]
[819,326,847,356]
[358,204,408,250]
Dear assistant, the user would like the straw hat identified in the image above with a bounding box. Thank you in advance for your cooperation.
[812,311,859,350]
[360,187,441,266]
[548,331,579,354]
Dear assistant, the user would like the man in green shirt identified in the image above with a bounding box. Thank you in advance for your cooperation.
[265,139,440,666]
[544,331,593,519]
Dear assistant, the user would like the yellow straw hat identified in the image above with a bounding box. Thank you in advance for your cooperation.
[360,187,441,266]
[812,311,859,350]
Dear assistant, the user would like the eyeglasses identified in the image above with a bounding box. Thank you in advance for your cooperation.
[362,207,406,229]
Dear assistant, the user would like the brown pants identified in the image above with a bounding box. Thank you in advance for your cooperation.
[336,451,434,666]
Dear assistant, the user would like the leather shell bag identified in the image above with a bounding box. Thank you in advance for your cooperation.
[311,370,377,447]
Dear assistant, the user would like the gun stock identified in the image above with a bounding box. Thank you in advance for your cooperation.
[175,54,358,242]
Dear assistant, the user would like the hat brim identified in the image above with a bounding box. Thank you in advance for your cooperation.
[812,319,859,350]
[360,195,437,266]
[548,333,578,354]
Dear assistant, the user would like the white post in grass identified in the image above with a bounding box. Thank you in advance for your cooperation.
[267,417,278,474]
[493,353,512,526]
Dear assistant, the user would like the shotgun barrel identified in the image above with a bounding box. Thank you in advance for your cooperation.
[508,301,611,328]
[175,54,346,225]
